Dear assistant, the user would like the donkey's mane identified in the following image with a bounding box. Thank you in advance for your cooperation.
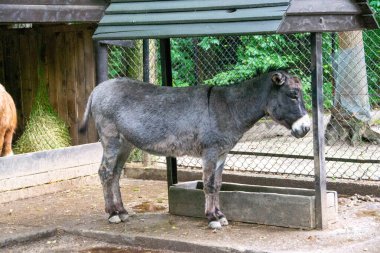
[254,66,290,77]
[208,66,291,88]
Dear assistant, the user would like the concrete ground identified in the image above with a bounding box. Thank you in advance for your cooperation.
[1,178,379,253]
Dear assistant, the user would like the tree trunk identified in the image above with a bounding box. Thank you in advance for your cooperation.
[325,31,380,146]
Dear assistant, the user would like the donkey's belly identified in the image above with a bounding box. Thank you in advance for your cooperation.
[124,132,203,158]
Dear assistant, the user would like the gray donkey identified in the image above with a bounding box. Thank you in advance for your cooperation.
[79,70,311,229]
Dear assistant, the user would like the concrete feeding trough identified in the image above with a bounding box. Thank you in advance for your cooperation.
[169,181,338,229]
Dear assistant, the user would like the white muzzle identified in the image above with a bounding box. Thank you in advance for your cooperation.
[291,115,311,138]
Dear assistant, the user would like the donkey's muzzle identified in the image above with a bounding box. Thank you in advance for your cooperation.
[291,115,311,138]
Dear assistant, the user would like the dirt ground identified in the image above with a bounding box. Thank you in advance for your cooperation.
[1,178,380,253]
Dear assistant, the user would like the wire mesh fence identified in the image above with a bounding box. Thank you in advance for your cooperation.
[106,29,379,181]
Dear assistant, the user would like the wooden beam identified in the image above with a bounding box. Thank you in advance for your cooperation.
[278,15,366,33]
[286,0,363,15]
[0,4,106,23]
[310,32,328,230]
[0,0,108,5]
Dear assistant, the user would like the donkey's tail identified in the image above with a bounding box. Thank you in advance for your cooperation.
[79,92,93,134]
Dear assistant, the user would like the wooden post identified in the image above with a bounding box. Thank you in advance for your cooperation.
[159,38,178,189]
[310,32,328,229]
[142,39,152,167]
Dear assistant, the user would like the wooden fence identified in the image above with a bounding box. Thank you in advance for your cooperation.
[0,24,98,145]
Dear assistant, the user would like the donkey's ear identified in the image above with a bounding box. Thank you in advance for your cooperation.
[271,72,285,86]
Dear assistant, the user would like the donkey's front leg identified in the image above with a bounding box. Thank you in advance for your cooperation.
[202,152,226,229]
[214,155,228,226]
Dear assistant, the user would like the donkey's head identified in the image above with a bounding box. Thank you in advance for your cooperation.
[265,70,311,138]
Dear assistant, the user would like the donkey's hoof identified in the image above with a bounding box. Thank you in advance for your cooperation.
[108,215,122,224]
[119,213,129,222]
[208,221,222,229]
[219,217,229,226]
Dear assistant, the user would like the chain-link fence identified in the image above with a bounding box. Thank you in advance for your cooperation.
[106,29,379,181]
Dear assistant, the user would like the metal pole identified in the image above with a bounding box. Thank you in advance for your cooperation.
[159,38,178,189]
[143,39,150,82]
[95,41,108,84]
[310,32,328,229]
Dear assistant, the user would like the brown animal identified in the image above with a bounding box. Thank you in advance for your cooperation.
[0,84,17,157]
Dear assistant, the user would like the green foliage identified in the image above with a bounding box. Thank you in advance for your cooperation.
[108,42,143,79]
[170,27,379,111]
[364,1,380,108]
[108,46,125,78]
[369,0,380,13]
[171,38,195,87]
[127,148,143,162]
[198,37,221,50]
[204,35,296,86]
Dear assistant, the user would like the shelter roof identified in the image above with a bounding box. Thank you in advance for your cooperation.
[93,0,379,40]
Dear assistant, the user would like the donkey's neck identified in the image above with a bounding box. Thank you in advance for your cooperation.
[225,77,269,132]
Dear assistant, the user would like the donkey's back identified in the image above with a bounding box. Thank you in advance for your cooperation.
[81,78,217,157]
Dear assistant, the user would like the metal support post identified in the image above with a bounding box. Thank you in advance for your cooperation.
[95,41,108,84]
[159,38,178,189]
[143,39,150,82]
[310,32,328,229]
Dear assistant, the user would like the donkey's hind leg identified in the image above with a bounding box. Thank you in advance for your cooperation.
[98,125,132,223]
[110,140,133,222]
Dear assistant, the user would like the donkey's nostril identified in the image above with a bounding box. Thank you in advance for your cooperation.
[304,126,310,133]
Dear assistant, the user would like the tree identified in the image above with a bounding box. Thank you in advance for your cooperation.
[325,31,380,146]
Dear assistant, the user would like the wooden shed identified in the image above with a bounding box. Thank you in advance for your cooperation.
[0,0,109,145]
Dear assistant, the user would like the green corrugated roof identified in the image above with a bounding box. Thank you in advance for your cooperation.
[93,0,290,40]
[93,0,379,40]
